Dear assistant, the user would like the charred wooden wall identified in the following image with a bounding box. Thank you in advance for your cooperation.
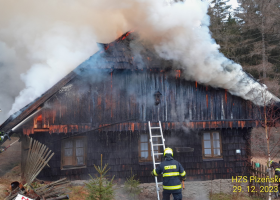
[18,69,254,182]
[27,128,250,182]
[22,70,261,135]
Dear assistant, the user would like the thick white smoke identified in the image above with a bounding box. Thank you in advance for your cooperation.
[10,24,98,113]
[0,0,129,123]
[0,0,278,124]
[126,0,279,105]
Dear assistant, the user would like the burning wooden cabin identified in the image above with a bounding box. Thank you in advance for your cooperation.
[0,32,265,182]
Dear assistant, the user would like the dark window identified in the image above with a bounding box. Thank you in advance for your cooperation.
[138,134,161,162]
[202,131,222,159]
[61,137,87,169]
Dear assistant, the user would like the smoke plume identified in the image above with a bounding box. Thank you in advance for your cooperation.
[0,0,278,124]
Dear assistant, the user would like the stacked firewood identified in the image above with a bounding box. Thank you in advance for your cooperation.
[34,178,70,200]
[4,137,70,200]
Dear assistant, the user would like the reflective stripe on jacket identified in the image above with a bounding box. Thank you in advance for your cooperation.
[152,155,186,192]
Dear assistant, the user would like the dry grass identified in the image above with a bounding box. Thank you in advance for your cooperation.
[0,165,21,199]
[0,177,12,199]
[68,185,88,200]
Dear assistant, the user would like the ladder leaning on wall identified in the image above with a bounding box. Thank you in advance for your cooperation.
[148,121,166,200]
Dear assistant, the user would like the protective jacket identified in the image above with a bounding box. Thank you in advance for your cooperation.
[270,161,280,177]
[152,155,186,193]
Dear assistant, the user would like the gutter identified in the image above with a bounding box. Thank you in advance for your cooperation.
[0,108,43,145]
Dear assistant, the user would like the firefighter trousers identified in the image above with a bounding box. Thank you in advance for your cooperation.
[162,190,182,200]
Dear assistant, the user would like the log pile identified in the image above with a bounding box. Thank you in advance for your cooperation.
[5,137,70,200]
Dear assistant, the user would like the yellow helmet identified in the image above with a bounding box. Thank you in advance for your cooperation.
[164,147,173,157]
[267,160,274,167]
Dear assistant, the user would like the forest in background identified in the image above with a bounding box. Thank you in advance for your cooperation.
[208,0,280,96]
[209,0,280,159]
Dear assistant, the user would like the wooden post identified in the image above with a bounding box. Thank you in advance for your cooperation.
[257,163,260,197]
[249,161,252,197]
[253,161,256,197]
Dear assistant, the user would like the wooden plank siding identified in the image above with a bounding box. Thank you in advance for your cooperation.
[18,68,254,183]
[0,71,77,132]
[19,70,261,135]
[29,128,250,182]
[0,31,268,184]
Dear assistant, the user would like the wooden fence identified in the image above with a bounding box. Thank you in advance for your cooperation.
[249,161,272,198]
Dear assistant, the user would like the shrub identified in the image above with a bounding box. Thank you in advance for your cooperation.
[124,169,141,199]
[85,154,115,200]
[69,186,87,200]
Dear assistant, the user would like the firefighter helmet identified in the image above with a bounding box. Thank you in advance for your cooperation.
[164,147,173,157]
[267,160,274,167]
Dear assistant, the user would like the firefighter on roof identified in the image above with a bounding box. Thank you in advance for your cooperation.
[151,147,186,200]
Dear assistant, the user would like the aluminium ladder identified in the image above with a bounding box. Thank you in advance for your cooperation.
[148,121,166,200]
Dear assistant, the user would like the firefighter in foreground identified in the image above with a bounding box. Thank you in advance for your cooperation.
[151,147,186,200]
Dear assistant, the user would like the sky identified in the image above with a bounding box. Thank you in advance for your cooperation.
[229,0,239,9]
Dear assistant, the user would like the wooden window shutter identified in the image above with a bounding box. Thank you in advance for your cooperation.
[82,137,86,165]
[138,134,161,162]
[62,140,65,166]
[64,139,74,166]
[75,138,85,166]
[84,137,86,166]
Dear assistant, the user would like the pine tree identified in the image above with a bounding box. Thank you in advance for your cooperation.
[208,0,232,41]
[85,154,115,200]
[124,169,141,199]
[208,0,242,62]
[236,0,280,80]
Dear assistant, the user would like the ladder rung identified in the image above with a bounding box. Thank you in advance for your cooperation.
[154,153,163,155]
[151,127,161,129]
[151,135,161,137]
[153,144,164,146]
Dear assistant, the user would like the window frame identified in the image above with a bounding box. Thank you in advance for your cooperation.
[202,131,222,160]
[35,114,43,129]
[34,114,49,132]
[138,134,161,163]
[61,136,87,170]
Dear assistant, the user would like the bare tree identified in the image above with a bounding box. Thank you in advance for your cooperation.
[251,90,280,200]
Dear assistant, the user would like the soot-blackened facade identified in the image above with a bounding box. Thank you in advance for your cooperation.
[0,32,261,182]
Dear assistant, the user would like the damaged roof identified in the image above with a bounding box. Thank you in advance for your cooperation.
[0,31,274,132]
[78,31,171,70]
[0,32,167,132]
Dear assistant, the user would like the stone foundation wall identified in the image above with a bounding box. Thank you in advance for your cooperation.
[133,179,248,200]
[72,179,252,200]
